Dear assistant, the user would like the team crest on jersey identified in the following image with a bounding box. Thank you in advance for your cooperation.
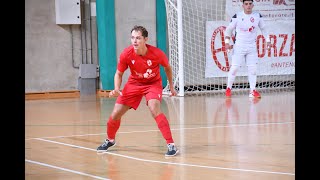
[147,60,152,66]
[131,60,135,64]
[250,17,254,23]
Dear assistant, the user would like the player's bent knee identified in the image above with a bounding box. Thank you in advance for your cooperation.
[150,110,161,118]
[110,111,123,120]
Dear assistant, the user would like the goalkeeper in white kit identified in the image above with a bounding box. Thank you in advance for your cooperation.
[224,0,270,98]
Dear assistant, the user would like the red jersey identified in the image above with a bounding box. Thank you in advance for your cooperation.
[117,44,169,84]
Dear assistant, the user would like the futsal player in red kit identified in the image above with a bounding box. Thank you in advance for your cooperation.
[97,25,179,156]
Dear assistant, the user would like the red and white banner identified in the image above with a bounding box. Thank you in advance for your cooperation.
[205,1,295,78]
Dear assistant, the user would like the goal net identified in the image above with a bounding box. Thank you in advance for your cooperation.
[163,0,295,96]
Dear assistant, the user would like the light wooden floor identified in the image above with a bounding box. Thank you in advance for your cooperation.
[25,90,295,180]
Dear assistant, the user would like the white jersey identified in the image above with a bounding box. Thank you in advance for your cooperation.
[225,11,269,45]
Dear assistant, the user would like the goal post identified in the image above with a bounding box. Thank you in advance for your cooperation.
[163,0,295,96]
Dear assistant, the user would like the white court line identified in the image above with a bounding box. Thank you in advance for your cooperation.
[33,138,295,176]
[25,121,295,140]
[25,159,110,180]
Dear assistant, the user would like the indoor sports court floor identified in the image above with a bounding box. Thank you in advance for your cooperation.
[25,90,295,180]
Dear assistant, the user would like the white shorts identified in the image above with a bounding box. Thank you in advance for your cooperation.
[231,43,258,67]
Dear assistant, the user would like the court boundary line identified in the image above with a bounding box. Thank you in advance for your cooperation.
[25,159,110,180]
[30,138,295,176]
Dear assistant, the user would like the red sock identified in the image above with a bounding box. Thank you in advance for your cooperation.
[107,116,121,140]
[155,113,174,144]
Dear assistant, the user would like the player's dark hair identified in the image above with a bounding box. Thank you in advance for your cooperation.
[243,0,253,3]
[131,25,148,38]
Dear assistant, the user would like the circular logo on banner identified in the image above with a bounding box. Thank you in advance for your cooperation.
[211,26,231,72]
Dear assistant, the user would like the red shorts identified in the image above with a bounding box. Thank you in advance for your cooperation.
[116,80,163,110]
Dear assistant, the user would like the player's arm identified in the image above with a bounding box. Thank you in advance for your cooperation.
[163,65,177,96]
[159,50,177,96]
[109,70,123,97]
[114,70,123,92]
[258,13,271,50]
[225,14,237,50]
[109,52,127,97]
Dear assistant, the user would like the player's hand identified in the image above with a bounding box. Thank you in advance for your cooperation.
[266,42,271,50]
[109,89,122,97]
[225,44,233,53]
[225,43,231,52]
[169,88,177,97]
